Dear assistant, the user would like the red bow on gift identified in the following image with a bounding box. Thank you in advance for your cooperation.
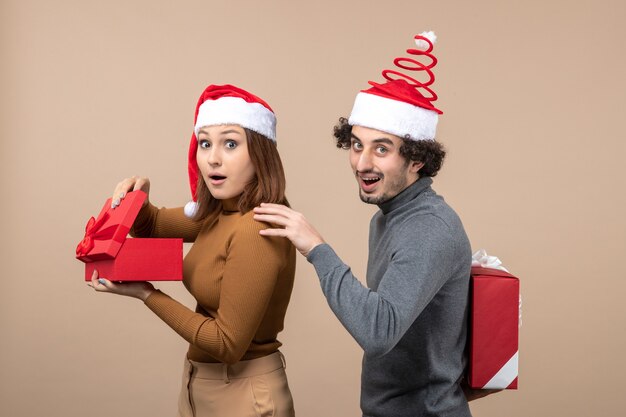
[75,212,115,257]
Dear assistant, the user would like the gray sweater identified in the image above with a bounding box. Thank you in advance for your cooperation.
[307,177,472,417]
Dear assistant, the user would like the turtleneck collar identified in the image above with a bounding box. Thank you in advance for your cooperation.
[378,176,433,215]
[221,196,241,213]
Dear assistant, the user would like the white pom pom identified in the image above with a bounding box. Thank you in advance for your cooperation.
[184,201,198,218]
[415,31,437,50]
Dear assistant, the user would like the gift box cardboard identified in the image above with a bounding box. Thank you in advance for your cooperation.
[467,266,519,389]
[76,190,183,281]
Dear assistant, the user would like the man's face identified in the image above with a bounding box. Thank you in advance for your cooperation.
[349,126,423,205]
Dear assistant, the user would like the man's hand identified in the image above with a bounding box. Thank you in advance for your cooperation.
[87,270,155,301]
[253,203,324,257]
[460,379,503,401]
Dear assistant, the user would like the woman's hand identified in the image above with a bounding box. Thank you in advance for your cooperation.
[111,176,151,209]
[253,203,325,257]
[87,270,155,301]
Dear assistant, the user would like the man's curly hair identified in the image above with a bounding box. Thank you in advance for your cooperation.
[333,117,446,177]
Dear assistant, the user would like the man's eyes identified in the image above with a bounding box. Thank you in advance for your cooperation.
[350,142,388,154]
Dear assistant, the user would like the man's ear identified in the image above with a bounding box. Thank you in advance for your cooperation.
[409,161,424,174]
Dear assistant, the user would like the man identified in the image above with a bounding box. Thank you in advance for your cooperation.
[254,32,473,417]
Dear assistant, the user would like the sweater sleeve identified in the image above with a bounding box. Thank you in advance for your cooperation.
[143,215,288,364]
[306,216,456,357]
[130,202,202,242]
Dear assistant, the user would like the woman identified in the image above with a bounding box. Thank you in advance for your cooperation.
[88,84,296,417]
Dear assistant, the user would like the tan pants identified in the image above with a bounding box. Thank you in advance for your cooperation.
[177,352,295,417]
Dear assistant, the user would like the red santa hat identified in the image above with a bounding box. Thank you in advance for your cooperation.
[348,31,442,141]
[184,84,276,217]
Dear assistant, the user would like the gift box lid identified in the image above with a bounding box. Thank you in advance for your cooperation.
[75,191,147,262]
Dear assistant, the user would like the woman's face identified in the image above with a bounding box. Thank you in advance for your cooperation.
[196,124,255,200]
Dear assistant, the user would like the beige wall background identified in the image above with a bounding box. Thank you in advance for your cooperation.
[2,0,625,416]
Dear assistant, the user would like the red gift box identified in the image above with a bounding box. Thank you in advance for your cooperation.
[76,190,183,281]
[467,266,520,389]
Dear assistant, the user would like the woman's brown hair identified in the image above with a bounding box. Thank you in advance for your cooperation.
[192,128,289,221]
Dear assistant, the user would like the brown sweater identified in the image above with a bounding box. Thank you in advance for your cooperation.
[131,197,296,364]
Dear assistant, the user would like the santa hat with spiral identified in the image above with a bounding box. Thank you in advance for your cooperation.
[348,31,442,141]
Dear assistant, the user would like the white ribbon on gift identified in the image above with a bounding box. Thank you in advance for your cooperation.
[483,351,519,389]
[471,249,509,272]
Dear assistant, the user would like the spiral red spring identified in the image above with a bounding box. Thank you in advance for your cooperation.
[381,33,438,103]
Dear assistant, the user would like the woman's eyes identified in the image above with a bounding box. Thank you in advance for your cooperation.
[198,139,238,149]
[376,146,388,154]
[352,142,363,150]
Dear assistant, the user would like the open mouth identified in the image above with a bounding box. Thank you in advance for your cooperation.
[358,174,382,192]
[208,174,227,185]
[361,176,380,186]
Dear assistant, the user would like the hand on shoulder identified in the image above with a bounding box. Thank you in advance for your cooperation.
[252,203,325,257]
